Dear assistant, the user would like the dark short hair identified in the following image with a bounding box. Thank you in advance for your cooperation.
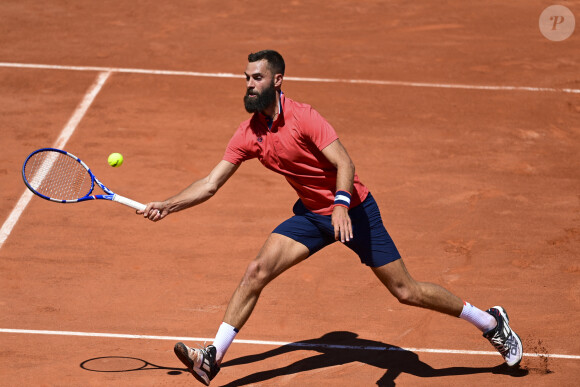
[248,50,285,75]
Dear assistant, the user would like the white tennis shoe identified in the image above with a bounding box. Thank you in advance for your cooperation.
[483,306,523,367]
[174,342,220,385]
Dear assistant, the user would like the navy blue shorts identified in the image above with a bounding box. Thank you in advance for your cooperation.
[272,193,401,267]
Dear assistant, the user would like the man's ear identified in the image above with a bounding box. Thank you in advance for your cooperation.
[274,73,284,89]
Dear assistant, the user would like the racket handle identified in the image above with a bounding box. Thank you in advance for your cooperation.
[112,194,147,212]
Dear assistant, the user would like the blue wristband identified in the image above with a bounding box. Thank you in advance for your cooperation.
[334,190,351,208]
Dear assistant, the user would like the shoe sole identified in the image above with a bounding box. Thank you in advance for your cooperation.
[494,306,523,367]
[174,342,211,386]
[174,342,194,369]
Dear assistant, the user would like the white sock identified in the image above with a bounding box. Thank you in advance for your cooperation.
[212,322,238,362]
[459,301,497,333]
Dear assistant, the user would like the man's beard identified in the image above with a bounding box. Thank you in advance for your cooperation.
[244,81,277,113]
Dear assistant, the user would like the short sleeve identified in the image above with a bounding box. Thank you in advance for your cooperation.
[301,107,339,151]
[223,126,255,165]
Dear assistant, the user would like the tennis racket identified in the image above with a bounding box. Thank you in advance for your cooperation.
[22,148,147,211]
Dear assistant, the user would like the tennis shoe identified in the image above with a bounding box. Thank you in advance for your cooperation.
[174,342,220,385]
[483,306,523,367]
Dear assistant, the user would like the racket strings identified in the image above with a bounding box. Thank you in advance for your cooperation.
[24,151,93,200]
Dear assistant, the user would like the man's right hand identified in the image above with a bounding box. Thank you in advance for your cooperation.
[138,201,168,222]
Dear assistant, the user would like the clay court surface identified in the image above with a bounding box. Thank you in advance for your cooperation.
[1,1,579,385]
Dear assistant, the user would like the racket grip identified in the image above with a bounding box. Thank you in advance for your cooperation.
[112,194,147,212]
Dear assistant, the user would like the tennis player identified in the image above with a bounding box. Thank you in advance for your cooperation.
[140,50,523,385]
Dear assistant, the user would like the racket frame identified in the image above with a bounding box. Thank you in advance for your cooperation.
[22,148,146,211]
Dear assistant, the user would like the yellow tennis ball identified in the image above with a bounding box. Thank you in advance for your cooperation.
[108,152,124,167]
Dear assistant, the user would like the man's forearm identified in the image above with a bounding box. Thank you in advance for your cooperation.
[165,178,218,213]
[335,159,355,194]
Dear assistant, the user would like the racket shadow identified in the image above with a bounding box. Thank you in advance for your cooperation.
[80,356,186,376]
[219,331,529,386]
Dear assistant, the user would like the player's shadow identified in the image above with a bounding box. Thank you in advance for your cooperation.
[220,331,528,386]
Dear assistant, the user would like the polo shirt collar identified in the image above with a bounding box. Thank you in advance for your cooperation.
[262,91,284,130]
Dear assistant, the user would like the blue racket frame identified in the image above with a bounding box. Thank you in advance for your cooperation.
[22,147,146,211]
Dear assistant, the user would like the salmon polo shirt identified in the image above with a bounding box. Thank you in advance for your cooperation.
[223,92,369,215]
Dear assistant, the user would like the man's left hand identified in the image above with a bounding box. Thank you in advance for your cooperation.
[331,205,353,243]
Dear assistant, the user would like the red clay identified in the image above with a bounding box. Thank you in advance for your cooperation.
[0,1,579,385]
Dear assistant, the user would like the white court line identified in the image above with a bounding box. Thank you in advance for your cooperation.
[1,328,579,360]
[0,61,579,94]
[0,71,111,251]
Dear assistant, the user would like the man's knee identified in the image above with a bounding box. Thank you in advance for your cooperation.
[393,287,416,305]
[373,261,422,306]
[241,260,266,288]
[239,234,309,293]
[240,256,276,292]
[390,282,422,306]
